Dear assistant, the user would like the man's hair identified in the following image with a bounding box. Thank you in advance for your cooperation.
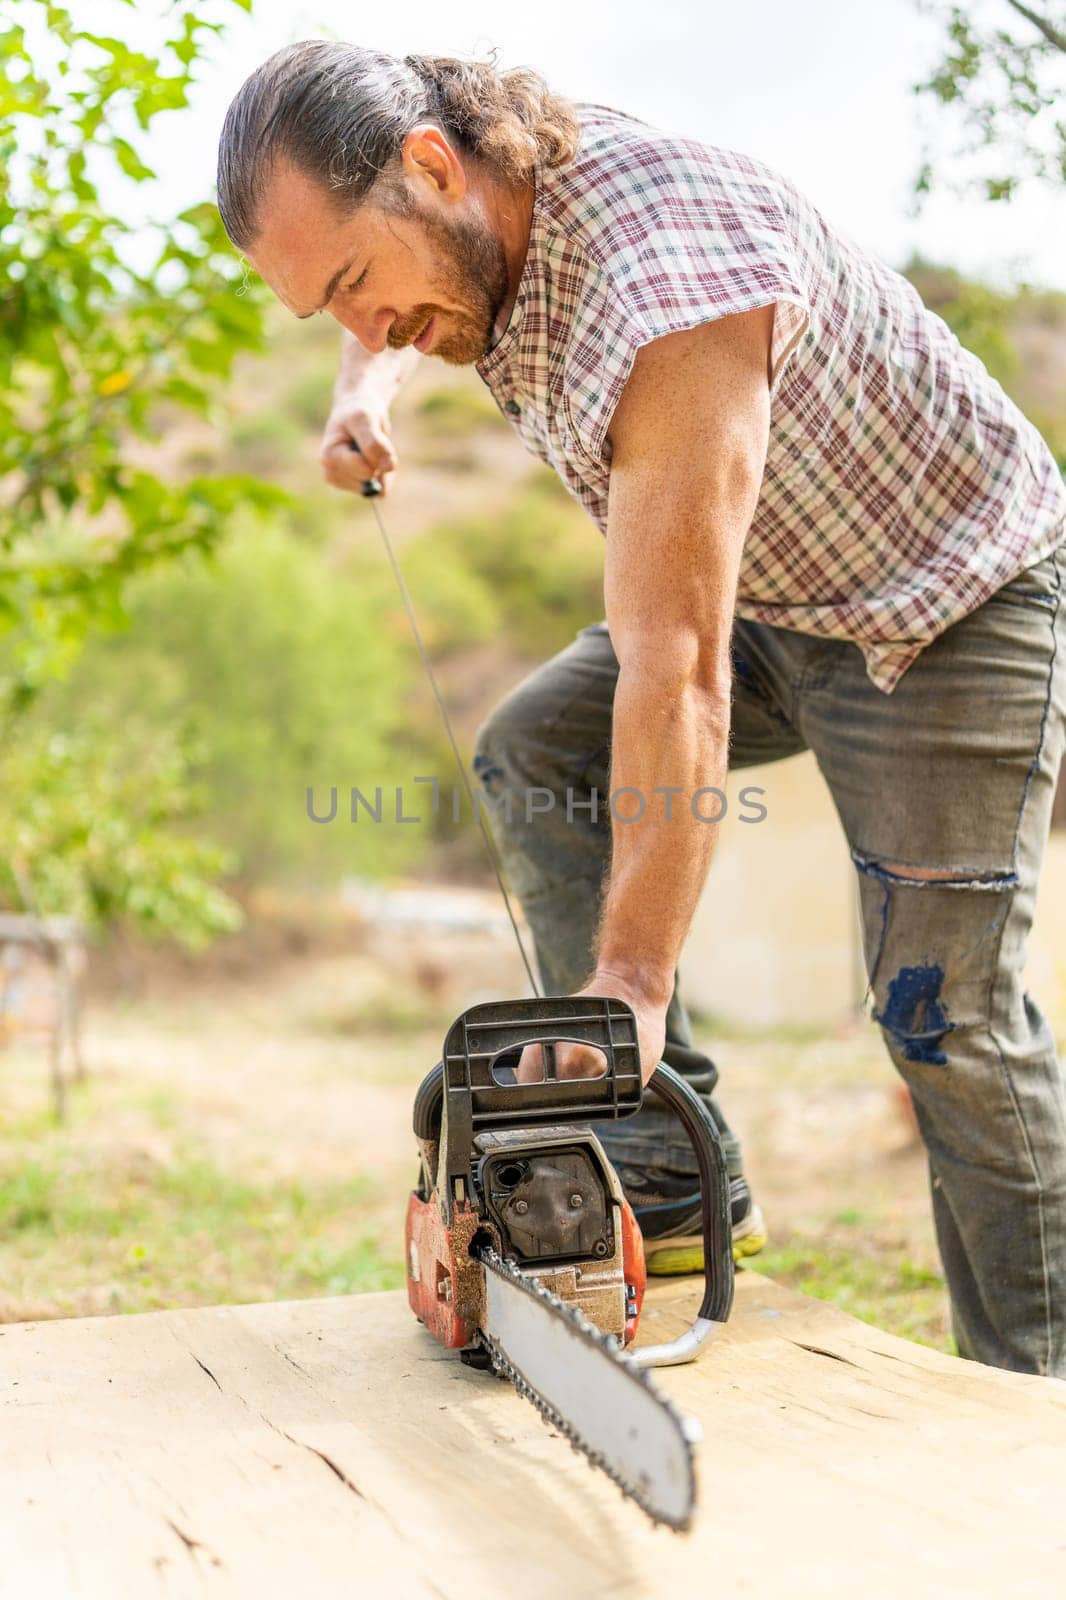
[217,41,581,250]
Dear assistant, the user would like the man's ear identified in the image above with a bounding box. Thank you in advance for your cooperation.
[401,123,467,201]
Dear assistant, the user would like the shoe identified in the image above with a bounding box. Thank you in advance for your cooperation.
[644,1187,768,1275]
[616,1163,767,1276]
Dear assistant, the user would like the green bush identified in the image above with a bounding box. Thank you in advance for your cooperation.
[415,382,509,437]
[0,712,242,946]
[406,471,605,657]
[229,410,306,476]
[0,0,272,706]
[0,0,275,941]
[43,521,441,884]
[283,364,338,432]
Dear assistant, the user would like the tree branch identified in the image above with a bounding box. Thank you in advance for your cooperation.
[1005,0,1066,54]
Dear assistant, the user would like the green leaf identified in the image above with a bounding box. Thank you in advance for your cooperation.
[110,137,156,183]
[0,0,270,944]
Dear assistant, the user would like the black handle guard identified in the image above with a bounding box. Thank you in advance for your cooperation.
[645,1061,735,1325]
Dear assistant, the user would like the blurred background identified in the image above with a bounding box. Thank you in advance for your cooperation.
[1,0,1063,1350]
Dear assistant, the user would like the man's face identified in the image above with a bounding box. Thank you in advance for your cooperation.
[245,161,510,365]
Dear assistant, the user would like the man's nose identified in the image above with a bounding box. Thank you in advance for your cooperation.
[331,305,395,352]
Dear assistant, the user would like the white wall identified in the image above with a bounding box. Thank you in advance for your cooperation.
[681,753,1066,1031]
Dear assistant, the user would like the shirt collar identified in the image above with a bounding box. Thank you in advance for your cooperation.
[477,162,545,380]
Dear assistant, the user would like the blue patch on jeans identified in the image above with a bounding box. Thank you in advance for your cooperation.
[472,752,504,787]
[875,963,954,1065]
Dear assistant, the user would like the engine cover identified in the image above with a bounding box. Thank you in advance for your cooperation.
[480,1145,612,1263]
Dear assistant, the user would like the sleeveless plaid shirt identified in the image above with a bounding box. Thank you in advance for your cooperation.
[475,105,1066,693]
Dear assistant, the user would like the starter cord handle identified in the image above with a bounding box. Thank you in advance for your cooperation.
[348,435,383,497]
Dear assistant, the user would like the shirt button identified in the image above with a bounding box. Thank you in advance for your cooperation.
[505,399,521,416]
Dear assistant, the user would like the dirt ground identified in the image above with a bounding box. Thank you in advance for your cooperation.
[0,892,960,1346]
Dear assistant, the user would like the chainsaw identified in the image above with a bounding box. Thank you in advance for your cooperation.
[404,993,735,1530]
[356,460,734,1531]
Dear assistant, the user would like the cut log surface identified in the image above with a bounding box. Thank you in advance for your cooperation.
[2,1272,1064,1599]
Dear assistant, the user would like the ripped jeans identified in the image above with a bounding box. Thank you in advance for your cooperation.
[473,540,1066,1376]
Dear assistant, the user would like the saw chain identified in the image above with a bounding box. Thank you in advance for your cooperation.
[476,1246,701,1531]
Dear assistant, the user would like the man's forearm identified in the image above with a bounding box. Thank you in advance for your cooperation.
[593,661,731,1005]
[336,331,420,401]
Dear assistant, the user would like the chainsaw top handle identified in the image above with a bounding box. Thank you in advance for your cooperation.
[412,995,734,1338]
[419,995,644,1136]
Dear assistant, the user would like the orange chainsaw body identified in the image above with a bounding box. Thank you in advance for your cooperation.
[401,996,732,1365]
[405,1131,647,1350]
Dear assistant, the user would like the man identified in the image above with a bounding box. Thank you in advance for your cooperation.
[217,42,1066,1376]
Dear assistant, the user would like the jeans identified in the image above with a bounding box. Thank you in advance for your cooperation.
[472,539,1066,1376]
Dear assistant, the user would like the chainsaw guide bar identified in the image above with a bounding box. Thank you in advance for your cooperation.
[477,1246,701,1531]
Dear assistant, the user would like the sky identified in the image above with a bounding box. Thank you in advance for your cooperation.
[110,0,1066,289]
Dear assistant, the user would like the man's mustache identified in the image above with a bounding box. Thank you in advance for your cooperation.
[387,306,443,349]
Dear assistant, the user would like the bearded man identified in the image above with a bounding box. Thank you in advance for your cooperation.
[217,42,1066,1376]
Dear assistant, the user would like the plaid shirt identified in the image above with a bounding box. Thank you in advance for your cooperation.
[476,105,1066,692]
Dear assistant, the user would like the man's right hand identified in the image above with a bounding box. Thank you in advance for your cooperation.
[319,390,398,496]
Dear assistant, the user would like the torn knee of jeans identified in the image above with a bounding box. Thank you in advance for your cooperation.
[873,961,956,1066]
[851,850,1020,892]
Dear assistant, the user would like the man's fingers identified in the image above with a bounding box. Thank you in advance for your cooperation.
[556,1043,608,1081]
[514,1041,606,1082]
[318,408,397,494]
[320,440,395,494]
[515,1043,543,1083]
[345,434,396,478]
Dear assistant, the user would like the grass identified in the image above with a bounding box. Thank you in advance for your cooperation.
[0,986,951,1348]
[0,1092,404,1322]
[3,1123,948,1345]
[1,1115,950,1349]
[753,1230,951,1351]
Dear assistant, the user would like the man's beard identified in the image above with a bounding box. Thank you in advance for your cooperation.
[384,207,510,366]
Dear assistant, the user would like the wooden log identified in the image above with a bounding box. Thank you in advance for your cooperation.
[1,1271,1064,1598]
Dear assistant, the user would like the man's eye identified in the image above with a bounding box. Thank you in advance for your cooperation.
[345,268,368,293]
